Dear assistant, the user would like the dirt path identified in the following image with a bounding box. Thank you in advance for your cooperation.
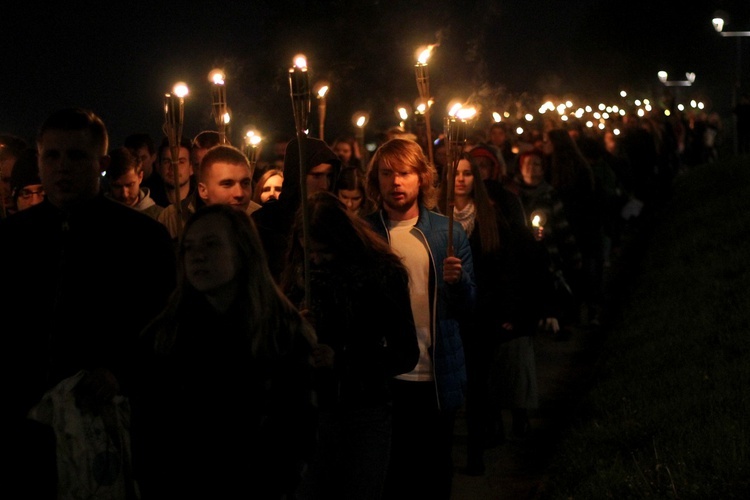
[450,321,604,499]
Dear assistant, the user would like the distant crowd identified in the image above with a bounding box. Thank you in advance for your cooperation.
[0,102,740,499]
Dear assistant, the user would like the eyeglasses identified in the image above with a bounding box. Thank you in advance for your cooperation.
[18,188,45,199]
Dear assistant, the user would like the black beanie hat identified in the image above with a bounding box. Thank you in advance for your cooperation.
[283,136,341,175]
[278,136,341,207]
[10,148,41,201]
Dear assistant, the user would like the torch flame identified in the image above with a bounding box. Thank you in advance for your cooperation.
[172,82,189,98]
[317,85,329,98]
[293,54,307,70]
[448,102,462,117]
[245,130,262,146]
[209,69,225,85]
[417,44,436,65]
[457,107,477,120]
[531,215,541,227]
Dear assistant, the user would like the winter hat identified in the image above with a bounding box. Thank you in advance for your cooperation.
[283,136,341,175]
[279,136,341,206]
[469,145,501,181]
[10,148,41,202]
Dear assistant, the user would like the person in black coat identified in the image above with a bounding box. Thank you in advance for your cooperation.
[1,108,176,497]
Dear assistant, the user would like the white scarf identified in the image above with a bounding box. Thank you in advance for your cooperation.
[453,200,476,237]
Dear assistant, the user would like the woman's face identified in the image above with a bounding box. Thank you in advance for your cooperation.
[520,154,545,187]
[259,174,283,203]
[333,142,352,163]
[183,214,241,293]
[454,159,474,197]
[337,188,364,213]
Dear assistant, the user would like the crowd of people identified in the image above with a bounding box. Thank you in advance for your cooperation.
[0,102,714,499]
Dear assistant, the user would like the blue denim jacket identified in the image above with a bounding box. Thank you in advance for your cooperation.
[365,204,477,411]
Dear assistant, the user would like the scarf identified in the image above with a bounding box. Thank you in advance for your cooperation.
[453,200,476,237]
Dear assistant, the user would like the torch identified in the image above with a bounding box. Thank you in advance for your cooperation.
[163,81,189,236]
[443,104,476,256]
[289,54,312,309]
[314,81,330,141]
[209,69,229,144]
[395,103,411,132]
[352,111,369,168]
[415,44,435,166]
[244,129,262,181]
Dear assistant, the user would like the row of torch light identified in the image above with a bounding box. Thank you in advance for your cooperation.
[163,44,481,294]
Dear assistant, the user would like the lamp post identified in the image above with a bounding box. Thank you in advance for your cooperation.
[352,111,369,167]
[209,69,229,144]
[314,81,329,142]
[657,71,695,113]
[163,81,189,236]
[657,71,696,87]
[713,13,750,155]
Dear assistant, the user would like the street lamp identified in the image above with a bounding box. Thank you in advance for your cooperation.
[713,12,750,155]
[657,71,695,87]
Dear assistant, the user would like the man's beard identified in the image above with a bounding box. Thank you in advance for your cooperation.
[384,194,415,214]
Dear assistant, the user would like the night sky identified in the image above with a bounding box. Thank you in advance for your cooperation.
[1,0,748,152]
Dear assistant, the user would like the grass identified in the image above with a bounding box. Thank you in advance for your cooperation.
[540,155,750,499]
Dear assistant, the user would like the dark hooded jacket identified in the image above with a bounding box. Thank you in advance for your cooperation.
[252,136,340,282]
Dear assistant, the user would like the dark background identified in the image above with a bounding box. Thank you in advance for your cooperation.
[1,0,748,154]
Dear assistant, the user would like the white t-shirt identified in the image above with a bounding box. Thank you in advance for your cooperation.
[388,217,433,381]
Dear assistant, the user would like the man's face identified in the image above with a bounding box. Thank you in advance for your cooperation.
[306,163,333,196]
[490,127,506,145]
[109,169,143,206]
[134,145,156,178]
[38,129,103,209]
[377,160,420,217]
[159,146,192,187]
[192,147,210,172]
[198,162,253,211]
[15,184,45,211]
